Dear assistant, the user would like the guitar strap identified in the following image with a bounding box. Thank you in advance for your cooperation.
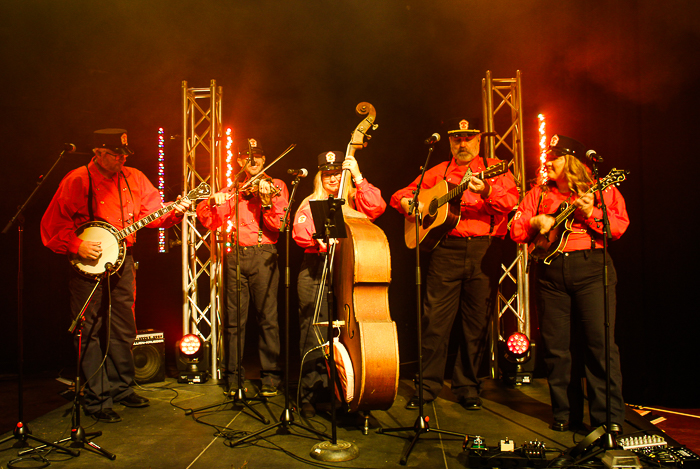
[85,165,94,222]
[448,157,496,235]
[119,171,136,244]
[257,203,264,245]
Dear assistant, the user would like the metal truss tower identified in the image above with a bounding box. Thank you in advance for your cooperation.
[181,80,225,380]
[481,70,531,377]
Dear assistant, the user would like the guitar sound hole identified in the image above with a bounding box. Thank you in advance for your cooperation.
[428,199,438,217]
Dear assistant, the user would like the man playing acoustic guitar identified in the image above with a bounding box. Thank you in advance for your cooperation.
[41,128,191,423]
[391,118,517,411]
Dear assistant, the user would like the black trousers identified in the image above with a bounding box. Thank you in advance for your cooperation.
[297,252,330,404]
[419,236,502,400]
[224,245,281,387]
[69,255,137,412]
[536,249,625,426]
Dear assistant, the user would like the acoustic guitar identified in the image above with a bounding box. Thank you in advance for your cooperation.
[404,161,508,251]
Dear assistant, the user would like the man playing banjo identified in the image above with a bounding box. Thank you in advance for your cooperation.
[41,128,191,423]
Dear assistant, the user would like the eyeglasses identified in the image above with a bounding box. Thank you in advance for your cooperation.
[449,135,479,143]
[105,151,127,159]
[545,149,568,160]
[321,171,342,180]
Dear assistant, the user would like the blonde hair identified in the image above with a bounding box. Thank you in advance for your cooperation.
[295,170,356,218]
[547,154,594,194]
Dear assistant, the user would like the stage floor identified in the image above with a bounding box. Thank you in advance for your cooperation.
[0,376,697,469]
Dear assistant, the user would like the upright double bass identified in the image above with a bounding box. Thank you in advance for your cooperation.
[333,102,399,412]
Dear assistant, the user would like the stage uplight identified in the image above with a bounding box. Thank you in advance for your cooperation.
[175,334,209,384]
[498,332,536,386]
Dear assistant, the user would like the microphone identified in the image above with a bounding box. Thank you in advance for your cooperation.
[60,143,91,156]
[424,133,440,145]
[287,168,308,178]
[248,139,255,165]
[586,149,604,163]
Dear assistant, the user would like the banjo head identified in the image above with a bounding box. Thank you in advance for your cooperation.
[70,221,126,278]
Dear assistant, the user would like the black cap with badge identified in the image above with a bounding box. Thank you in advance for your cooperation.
[445,117,482,137]
[94,128,134,155]
[547,134,587,163]
[317,151,344,170]
[238,138,265,158]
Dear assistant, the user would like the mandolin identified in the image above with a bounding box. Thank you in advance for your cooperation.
[528,168,629,264]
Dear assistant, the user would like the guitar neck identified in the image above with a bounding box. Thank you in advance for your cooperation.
[116,199,184,241]
[552,183,601,226]
[440,177,471,206]
[437,164,504,207]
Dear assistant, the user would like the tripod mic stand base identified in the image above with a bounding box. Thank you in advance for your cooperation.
[310,440,359,462]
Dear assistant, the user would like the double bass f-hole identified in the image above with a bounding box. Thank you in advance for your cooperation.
[343,303,355,339]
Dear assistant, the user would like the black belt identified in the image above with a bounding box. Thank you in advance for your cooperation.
[444,234,492,241]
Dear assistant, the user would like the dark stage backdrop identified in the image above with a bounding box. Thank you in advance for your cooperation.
[1,1,699,408]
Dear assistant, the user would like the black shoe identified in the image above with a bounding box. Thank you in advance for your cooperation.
[459,397,482,411]
[260,384,278,397]
[86,408,122,423]
[405,396,433,410]
[119,393,150,408]
[300,402,316,419]
[225,380,247,397]
[551,419,569,432]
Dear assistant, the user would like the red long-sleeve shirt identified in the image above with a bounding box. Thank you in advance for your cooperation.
[510,183,629,251]
[390,157,518,238]
[292,178,386,254]
[41,160,183,255]
[196,175,289,246]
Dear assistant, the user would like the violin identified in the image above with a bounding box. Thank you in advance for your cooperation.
[224,144,296,200]
[239,176,282,198]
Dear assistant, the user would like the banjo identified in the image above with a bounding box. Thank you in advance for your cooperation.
[69,182,211,278]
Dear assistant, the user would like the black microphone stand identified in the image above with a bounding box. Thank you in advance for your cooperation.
[228,172,329,447]
[570,156,618,461]
[21,267,117,460]
[377,144,466,465]
[0,147,80,457]
[185,166,268,424]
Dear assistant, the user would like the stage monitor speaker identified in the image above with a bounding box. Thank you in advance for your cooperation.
[134,329,165,384]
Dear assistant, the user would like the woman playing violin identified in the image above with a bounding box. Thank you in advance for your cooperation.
[292,150,386,418]
[197,139,289,397]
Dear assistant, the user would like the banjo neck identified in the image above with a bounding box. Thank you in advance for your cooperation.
[116,202,181,241]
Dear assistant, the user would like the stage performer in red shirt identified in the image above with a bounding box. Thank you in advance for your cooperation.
[510,134,629,433]
[391,118,518,411]
[197,139,289,398]
[292,150,386,418]
[41,128,191,423]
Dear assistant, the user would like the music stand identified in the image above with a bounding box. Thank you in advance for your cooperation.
[227,171,330,448]
[377,144,466,465]
[301,197,358,461]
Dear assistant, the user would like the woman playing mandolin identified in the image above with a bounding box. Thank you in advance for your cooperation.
[510,134,629,433]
